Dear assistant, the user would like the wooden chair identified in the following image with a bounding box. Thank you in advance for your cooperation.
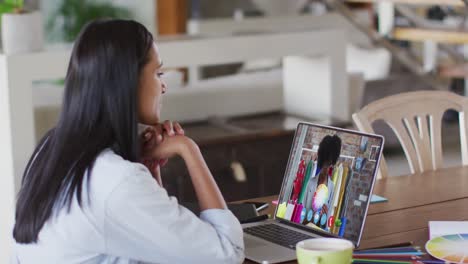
[352,91,468,179]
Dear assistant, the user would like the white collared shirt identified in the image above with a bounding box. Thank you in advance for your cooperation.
[13,149,245,264]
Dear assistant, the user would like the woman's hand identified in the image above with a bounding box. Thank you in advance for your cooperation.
[143,122,226,211]
[149,135,198,160]
[140,120,185,183]
[142,120,184,165]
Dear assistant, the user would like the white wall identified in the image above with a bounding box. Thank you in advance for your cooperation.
[0,55,17,264]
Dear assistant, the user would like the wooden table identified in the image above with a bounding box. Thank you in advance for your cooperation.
[242,166,468,263]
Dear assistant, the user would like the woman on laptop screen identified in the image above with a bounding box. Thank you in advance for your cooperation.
[277,124,382,243]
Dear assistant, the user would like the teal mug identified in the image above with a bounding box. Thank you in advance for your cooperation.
[296,238,354,264]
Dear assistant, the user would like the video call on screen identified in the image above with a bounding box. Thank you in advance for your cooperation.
[277,124,382,243]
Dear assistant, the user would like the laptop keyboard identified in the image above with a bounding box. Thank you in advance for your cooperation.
[244,223,314,249]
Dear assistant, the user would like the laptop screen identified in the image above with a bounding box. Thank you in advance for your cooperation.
[276,123,384,245]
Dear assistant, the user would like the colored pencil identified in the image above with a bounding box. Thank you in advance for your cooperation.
[363,242,413,249]
[353,255,421,261]
[353,259,413,264]
[354,252,426,257]
[353,243,445,264]
[355,246,420,253]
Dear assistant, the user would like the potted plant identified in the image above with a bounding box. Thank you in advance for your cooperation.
[1,0,44,54]
[47,0,132,43]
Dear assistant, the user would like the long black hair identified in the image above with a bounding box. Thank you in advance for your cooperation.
[317,135,342,169]
[13,19,154,243]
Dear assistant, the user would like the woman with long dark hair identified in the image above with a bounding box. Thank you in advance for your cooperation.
[12,20,244,263]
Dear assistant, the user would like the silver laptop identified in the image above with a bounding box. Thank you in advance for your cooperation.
[243,122,384,263]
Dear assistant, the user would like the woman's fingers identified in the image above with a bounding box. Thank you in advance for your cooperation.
[174,122,184,135]
[142,121,181,158]
[143,129,152,140]
[163,120,175,136]
[154,125,164,143]
[142,127,156,150]
[142,127,153,141]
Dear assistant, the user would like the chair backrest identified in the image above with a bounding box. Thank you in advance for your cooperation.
[352,91,468,178]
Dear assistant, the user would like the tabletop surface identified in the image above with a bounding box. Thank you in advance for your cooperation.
[240,166,468,263]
